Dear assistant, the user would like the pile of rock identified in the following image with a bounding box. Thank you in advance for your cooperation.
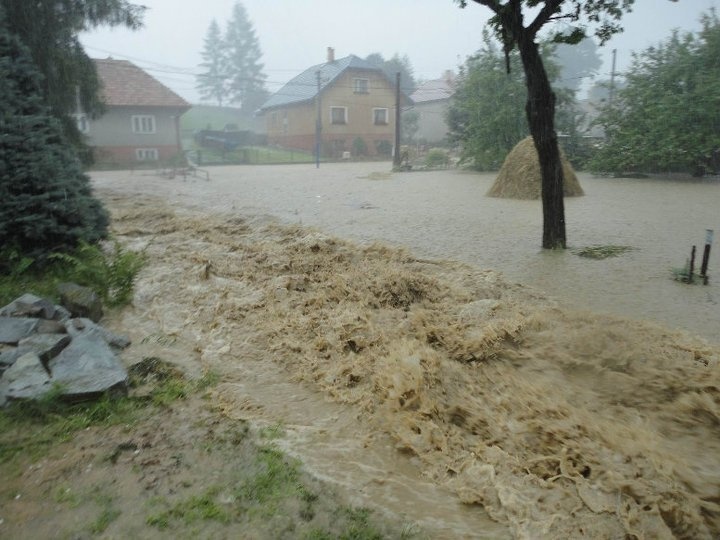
[0,285,130,407]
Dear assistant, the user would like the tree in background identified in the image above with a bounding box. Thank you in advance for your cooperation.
[591,10,720,176]
[448,35,528,169]
[455,0,654,250]
[447,31,573,170]
[196,19,227,106]
[224,2,268,114]
[553,37,602,93]
[0,0,145,156]
[365,52,417,94]
[402,109,420,145]
[0,9,108,264]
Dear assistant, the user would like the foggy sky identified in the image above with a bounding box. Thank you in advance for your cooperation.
[79,0,719,104]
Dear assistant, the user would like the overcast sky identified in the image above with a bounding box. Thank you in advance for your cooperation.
[79,0,719,104]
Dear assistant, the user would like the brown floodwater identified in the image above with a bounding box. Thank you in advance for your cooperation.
[92,163,720,344]
[93,184,720,539]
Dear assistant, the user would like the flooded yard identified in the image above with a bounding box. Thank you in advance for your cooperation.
[92,162,720,344]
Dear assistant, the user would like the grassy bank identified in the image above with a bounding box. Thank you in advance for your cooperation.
[0,357,419,538]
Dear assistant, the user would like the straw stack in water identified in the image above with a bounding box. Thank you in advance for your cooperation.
[487,136,584,199]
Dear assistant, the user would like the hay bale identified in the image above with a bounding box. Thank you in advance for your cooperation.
[487,137,584,199]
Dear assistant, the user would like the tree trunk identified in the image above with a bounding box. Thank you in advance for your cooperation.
[517,38,566,249]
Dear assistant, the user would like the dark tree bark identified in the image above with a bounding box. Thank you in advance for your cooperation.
[517,37,566,249]
[456,0,649,248]
[465,0,568,249]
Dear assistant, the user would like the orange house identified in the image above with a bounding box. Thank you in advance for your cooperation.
[259,50,411,158]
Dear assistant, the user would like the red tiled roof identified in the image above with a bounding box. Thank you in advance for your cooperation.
[94,58,190,108]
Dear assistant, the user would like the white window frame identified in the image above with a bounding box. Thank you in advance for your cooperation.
[330,106,348,125]
[73,113,90,134]
[372,108,389,126]
[135,148,159,161]
[353,78,369,94]
[131,115,156,134]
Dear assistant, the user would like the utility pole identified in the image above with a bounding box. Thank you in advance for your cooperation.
[609,48,617,106]
[315,70,322,168]
[393,72,401,168]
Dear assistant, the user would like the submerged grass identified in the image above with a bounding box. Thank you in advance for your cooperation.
[573,244,636,259]
[146,487,231,528]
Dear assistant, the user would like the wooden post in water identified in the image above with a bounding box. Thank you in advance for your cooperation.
[700,229,714,285]
[688,245,696,283]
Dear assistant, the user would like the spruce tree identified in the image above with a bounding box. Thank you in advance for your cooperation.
[0,12,108,264]
[196,19,227,106]
[224,2,268,114]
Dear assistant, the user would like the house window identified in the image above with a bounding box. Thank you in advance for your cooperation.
[330,106,347,125]
[353,78,369,94]
[373,108,389,125]
[270,112,278,128]
[74,114,89,134]
[132,115,156,134]
[135,148,158,161]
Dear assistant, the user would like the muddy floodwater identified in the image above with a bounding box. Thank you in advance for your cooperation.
[85,166,720,538]
[92,162,719,344]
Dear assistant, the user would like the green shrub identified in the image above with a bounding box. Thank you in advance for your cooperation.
[50,241,146,306]
[352,137,368,157]
[425,148,449,168]
[0,240,145,307]
[375,140,392,156]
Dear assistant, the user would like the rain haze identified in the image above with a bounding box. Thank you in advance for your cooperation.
[79,0,719,102]
[4,0,720,538]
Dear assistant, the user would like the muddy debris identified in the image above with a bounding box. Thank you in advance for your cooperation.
[94,193,720,539]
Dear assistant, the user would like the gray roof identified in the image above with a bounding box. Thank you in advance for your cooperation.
[260,55,390,111]
[411,78,454,104]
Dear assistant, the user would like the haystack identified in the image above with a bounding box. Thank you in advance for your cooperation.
[487,136,584,199]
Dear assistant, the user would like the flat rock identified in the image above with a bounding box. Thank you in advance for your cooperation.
[49,332,128,397]
[3,352,52,400]
[36,319,68,334]
[58,283,103,323]
[1,347,27,368]
[65,318,131,349]
[0,317,39,345]
[0,293,42,316]
[17,333,71,365]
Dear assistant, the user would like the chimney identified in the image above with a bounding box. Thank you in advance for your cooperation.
[327,47,335,63]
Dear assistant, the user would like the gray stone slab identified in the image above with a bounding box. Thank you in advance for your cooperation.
[36,319,68,334]
[4,352,52,400]
[65,318,131,349]
[0,317,39,345]
[49,333,128,397]
[17,333,71,364]
[0,348,25,368]
[52,305,72,323]
[58,283,103,323]
[0,293,56,319]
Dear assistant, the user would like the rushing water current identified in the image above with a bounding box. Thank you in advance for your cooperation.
[93,163,719,345]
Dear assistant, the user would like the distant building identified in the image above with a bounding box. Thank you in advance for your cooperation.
[258,48,412,158]
[77,59,190,166]
[410,72,455,145]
